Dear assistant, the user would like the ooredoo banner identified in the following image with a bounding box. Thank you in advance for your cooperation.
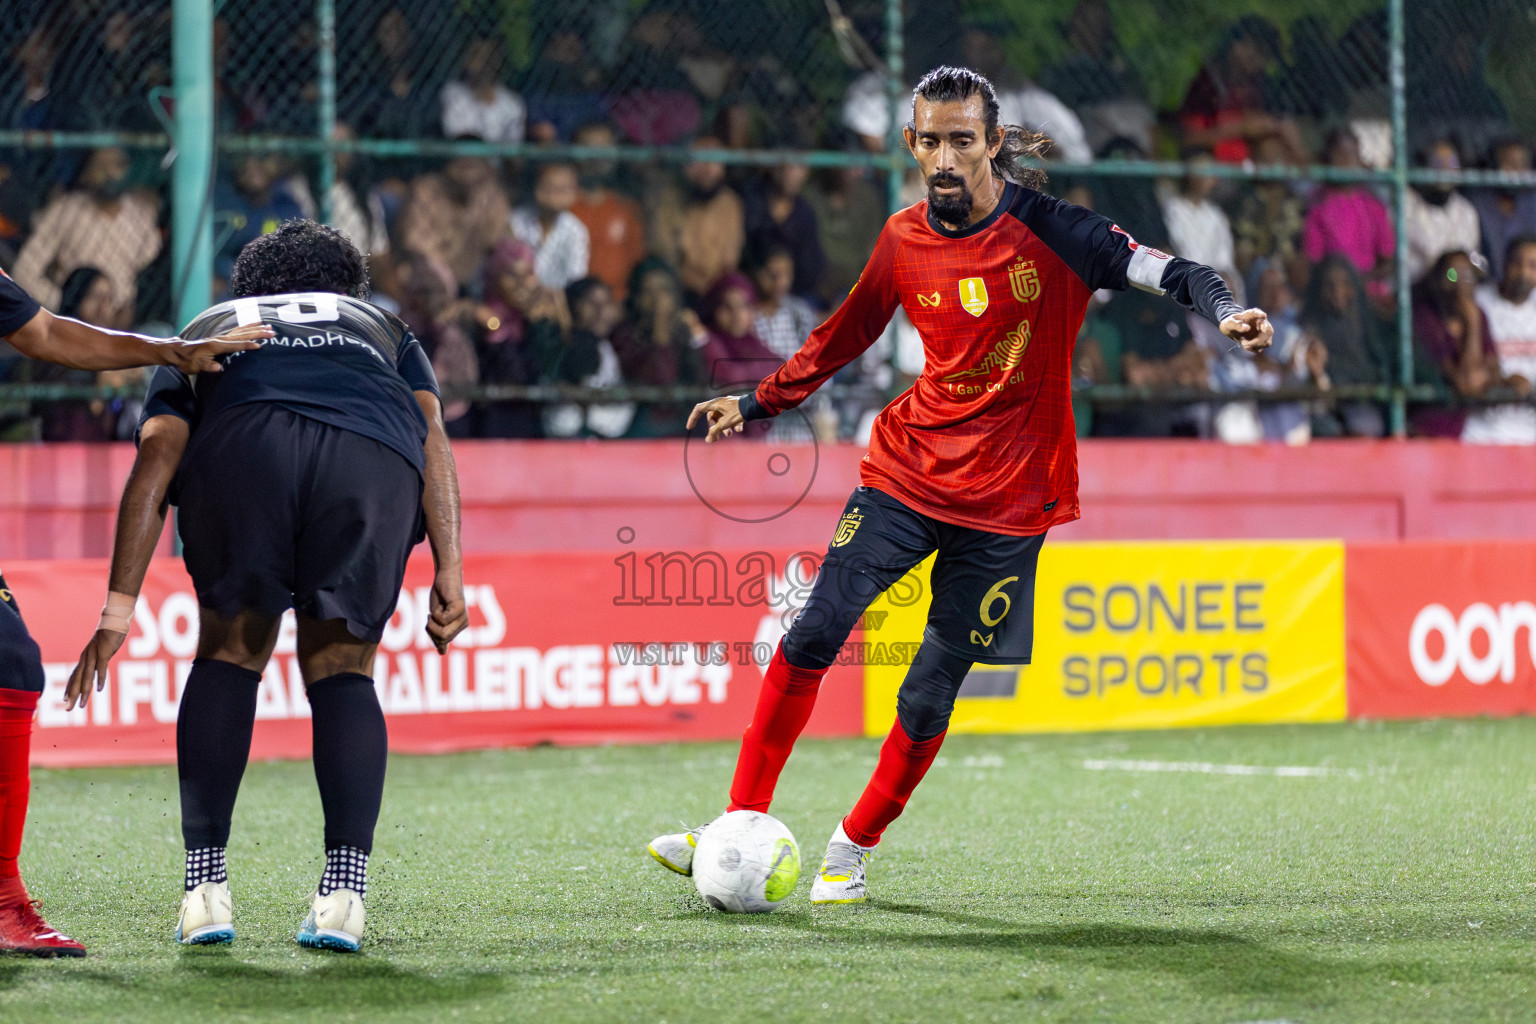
[863,541,1347,736]
[1345,541,1536,718]
[11,549,864,767]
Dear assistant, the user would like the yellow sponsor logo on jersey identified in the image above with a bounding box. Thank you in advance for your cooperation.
[915,291,941,307]
[939,319,1033,391]
[832,507,865,547]
[1009,258,1040,303]
[958,277,989,316]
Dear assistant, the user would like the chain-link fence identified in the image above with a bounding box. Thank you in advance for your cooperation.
[3,0,1536,443]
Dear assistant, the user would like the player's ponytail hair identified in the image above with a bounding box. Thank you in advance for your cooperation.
[910,65,1049,192]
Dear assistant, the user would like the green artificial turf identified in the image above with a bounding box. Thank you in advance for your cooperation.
[2,718,1534,1023]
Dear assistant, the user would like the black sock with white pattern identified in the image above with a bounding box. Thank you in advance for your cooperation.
[307,672,385,904]
[184,846,227,891]
[318,846,368,900]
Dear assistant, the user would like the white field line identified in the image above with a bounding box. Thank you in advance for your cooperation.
[1082,758,1357,779]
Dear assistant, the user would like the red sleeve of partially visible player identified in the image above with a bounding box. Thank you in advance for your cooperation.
[741,222,900,420]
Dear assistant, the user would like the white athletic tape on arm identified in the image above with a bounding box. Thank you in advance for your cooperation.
[98,592,136,634]
[1127,244,1172,295]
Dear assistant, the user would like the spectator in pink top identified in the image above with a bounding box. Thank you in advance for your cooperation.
[1303,128,1395,305]
[696,272,782,391]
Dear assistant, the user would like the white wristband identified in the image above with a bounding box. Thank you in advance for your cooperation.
[99,592,136,634]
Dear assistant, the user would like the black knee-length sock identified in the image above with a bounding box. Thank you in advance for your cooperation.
[308,672,387,852]
[177,658,262,886]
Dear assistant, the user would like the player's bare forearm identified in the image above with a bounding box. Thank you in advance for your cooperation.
[416,391,468,652]
[109,417,189,597]
[416,392,462,574]
[67,416,188,710]
[6,309,268,372]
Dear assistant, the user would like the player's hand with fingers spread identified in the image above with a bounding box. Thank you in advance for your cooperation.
[1219,308,1274,354]
[427,569,469,654]
[64,628,128,711]
[687,396,747,443]
[160,323,273,375]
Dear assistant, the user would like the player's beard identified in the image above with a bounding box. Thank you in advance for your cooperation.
[926,172,973,225]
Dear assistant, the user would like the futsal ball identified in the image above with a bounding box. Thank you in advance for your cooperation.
[692,810,800,913]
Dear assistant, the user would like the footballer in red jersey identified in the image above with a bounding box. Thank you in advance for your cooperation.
[0,266,266,954]
[648,66,1272,904]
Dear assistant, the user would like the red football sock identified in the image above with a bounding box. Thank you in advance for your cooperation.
[842,720,947,847]
[0,689,40,881]
[727,642,829,813]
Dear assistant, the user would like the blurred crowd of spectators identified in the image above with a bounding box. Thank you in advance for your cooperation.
[1,0,1534,444]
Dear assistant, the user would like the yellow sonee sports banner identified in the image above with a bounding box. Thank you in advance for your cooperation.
[862,541,1345,736]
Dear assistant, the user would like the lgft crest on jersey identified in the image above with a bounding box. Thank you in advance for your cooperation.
[958,277,989,316]
[831,507,864,547]
[1009,258,1040,303]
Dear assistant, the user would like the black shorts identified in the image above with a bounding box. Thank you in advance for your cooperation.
[176,405,425,643]
[820,486,1046,665]
[0,576,43,693]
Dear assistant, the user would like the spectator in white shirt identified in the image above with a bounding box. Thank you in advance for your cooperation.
[748,243,820,360]
[748,243,824,442]
[282,124,391,284]
[993,83,1091,166]
[12,146,161,315]
[1161,150,1240,289]
[1465,236,1536,443]
[510,163,590,290]
[964,28,1091,164]
[1406,138,1484,282]
[840,45,1090,165]
[440,38,526,143]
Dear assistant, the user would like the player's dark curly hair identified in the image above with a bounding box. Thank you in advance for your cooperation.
[908,65,1049,191]
[228,219,370,299]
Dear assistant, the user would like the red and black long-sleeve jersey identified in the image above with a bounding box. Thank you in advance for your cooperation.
[739,181,1242,537]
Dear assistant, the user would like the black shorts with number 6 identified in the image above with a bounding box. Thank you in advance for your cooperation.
[819,486,1046,665]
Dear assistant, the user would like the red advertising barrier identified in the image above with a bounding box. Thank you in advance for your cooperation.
[12,549,863,768]
[17,536,1536,766]
[1346,541,1536,718]
[5,440,1536,562]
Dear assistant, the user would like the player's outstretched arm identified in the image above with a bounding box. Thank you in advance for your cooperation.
[5,307,271,373]
[687,396,746,443]
[694,223,899,439]
[416,390,468,654]
[1131,249,1272,356]
[64,415,190,710]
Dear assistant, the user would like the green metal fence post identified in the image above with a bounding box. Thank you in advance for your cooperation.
[171,0,214,330]
[316,0,337,224]
[885,0,904,216]
[1389,0,1410,438]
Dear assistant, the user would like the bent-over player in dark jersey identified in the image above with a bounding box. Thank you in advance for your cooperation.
[0,267,266,956]
[65,221,467,952]
[649,67,1273,903]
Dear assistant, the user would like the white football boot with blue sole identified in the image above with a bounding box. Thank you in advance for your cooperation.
[296,889,365,952]
[175,881,235,945]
